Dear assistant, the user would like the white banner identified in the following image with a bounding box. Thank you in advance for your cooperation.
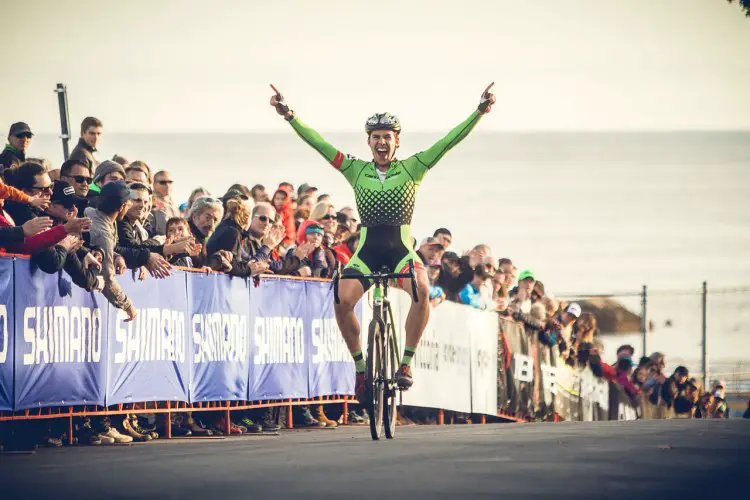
[468,308,498,416]
[392,294,472,413]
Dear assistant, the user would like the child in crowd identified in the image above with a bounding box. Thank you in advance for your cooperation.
[165,217,200,267]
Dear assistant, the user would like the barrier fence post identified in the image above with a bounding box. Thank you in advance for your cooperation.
[166,401,172,438]
[342,397,349,424]
[286,400,293,429]
[640,285,647,357]
[68,407,74,445]
[701,281,708,390]
[438,409,444,425]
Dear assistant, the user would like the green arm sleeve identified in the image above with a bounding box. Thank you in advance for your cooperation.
[404,111,483,181]
[288,115,367,186]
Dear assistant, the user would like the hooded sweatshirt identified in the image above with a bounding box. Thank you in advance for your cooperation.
[273,185,296,246]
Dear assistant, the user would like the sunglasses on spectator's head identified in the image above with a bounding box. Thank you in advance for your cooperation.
[156,180,173,185]
[321,214,337,221]
[71,175,93,184]
[254,215,273,223]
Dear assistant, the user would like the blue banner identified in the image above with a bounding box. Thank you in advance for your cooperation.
[13,258,107,409]
[188,273,251,402]
[248,279,309,400]
[0,258,14,410]
[106,271,189,405]
[305,281,356,397]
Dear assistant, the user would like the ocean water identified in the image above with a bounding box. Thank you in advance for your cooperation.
[26,130,750,371]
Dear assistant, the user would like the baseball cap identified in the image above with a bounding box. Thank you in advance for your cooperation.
[100,181,132,208]
[305,223,325,235]
[50,180,78,208]
[297,182,318,196]
[9,122,33,138]
[566,303,582,318]
[518,269,536,281]
[419,236,444,250]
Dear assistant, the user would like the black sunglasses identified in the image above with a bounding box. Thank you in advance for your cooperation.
[31,185,53,194]
[14,133,33,139]
[321,214,337,221]
[254,215,274,223]
[71,175,93,184]
[156,180,173,185]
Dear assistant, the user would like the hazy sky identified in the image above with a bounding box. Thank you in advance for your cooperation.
[1,0,749,133]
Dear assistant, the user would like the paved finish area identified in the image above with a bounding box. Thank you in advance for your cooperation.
[1,419,748,499]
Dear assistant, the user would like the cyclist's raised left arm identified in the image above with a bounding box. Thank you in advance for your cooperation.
[405,83,495,179]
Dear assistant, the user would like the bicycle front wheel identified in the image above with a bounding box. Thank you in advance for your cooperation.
[382,320,398,439]
[367,318,385,440]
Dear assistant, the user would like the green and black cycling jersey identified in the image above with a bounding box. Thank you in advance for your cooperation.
[289,111,482,283]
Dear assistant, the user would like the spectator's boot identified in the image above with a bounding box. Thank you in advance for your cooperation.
[76,418,112,445]
[186,416,213,436]
[123,415,152,442]
[347,410,366,424]
[262,409,281,433]
[298,406,326,428]
[315,405,338,428]
[99,417,133,444]
[131,415,159,440]
[241,417,263,434]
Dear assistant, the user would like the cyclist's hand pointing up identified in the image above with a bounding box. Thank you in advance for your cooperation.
[477,82,496,114]
[270,84,294,120]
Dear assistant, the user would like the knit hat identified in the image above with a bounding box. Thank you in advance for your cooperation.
[93,160,126,184]
[305,223,325,235]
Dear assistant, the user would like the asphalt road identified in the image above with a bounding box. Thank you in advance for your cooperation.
[1,419,748,500]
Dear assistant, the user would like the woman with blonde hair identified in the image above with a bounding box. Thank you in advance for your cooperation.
[296,200,338,245]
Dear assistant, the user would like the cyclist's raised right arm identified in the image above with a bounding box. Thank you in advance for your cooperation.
[288,116,366,184]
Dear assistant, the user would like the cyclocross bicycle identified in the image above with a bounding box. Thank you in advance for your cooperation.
[333,261,419,440]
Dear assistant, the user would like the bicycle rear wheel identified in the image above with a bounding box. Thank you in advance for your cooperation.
[366,318,385,440]
[382,320,398,439]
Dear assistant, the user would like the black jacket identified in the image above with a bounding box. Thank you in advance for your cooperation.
[68,138,98,171]
[282,246,336,278]
[3,199,42,227]
[436,257,473,302]
[116,218,164,269]
[189,219,208,268]
[0,146,24,174]
[206,219,252,277]
[0,225,25,247]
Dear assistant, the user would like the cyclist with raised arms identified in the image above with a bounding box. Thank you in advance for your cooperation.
[269,84,496,400]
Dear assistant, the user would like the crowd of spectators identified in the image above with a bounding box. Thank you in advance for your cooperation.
[0,118,744,448]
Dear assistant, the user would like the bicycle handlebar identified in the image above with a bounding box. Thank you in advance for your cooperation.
[332,260,419,304]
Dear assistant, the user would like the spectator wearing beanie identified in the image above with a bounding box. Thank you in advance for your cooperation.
[88,160,126,207]
[282,223,336,278]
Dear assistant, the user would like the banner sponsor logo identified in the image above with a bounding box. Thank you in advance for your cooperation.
[22,306,103,365]
[253,316,305,365]
[192,313,248,363]
[112,308,186,364]
[0,305,8,364]
[311,318,349,364]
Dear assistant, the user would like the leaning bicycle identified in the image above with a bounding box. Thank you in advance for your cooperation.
[334,261,419,440]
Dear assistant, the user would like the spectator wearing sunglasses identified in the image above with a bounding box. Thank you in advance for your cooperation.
[151,170,179,236]
[2,161,54,225]
[0,122,34,173]
[206,198,271,277]
[244,202,287,274]
[60,159,93,214]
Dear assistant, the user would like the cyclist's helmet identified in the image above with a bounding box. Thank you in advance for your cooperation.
[365,112,401,134]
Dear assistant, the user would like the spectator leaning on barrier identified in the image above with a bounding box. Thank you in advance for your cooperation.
[60,159,93,214]
[206,197,271,277]
[0,122,33,173]
[282,223,336,278]
[458,265,493,310]
[116,182,173,279]
[69,117,102,171]
[436,251,473,301]
[187,196,223,268]
[244,202,286,273]
[151,170,180,236]
[85,181,137,321]
[165,218,198,267]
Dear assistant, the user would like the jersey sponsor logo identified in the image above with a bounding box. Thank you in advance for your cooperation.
[345,154,358,161]
[331,151,345,170]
